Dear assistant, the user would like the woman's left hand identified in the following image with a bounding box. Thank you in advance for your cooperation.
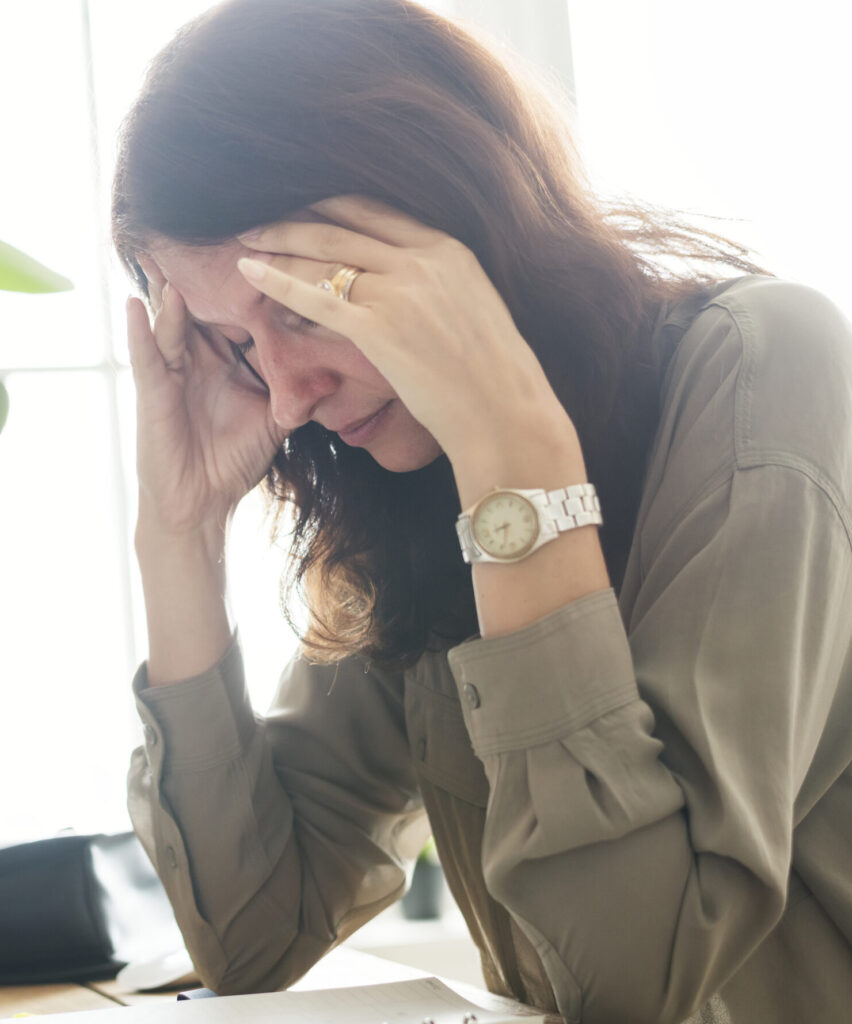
[237,195,575,482]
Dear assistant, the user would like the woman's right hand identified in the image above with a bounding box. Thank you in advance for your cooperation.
[127,260,288,538]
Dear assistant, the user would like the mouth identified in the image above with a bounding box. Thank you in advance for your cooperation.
[333,401,394,445]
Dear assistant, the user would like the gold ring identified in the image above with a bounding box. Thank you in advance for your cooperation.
[317,264,362,302]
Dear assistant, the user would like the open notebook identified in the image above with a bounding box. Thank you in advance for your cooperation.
[7,977,549,1024]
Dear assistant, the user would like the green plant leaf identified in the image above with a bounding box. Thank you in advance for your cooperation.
[418,836,439,863]
[0,380,9,436]
[0,240,73,293]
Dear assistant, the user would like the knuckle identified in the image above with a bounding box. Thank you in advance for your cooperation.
[401,252,425,276]
[352,194,385,214]
[441,235,472,261]
[314,223,343,256]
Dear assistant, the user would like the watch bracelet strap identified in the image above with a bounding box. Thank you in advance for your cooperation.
[456,482,603,564]
[540,482,603,531]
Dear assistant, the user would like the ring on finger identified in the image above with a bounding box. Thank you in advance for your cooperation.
[317,264,362,302]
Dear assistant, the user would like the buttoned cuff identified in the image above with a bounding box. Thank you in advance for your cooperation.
[447,589,637,756]
[132,635,259,771]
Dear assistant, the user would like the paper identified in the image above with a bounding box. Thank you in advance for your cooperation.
[12,977,547,1024]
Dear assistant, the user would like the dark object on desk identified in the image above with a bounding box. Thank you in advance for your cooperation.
[0,831,182,984]
[401,857,444,920]
[177,988,218,999]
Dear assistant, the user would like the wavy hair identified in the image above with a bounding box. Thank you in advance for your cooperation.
[113,0,767,667]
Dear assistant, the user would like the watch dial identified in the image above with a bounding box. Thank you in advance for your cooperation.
[472,492,539,559]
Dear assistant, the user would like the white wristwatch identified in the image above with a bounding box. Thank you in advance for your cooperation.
[456,483,602,564]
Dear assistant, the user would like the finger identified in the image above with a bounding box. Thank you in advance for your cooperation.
[237,257,371,339]
[152,283,189,369]
[126,296,166,384]
[306,195,446,249]
[239,220,396,273]
[257,251,373,305]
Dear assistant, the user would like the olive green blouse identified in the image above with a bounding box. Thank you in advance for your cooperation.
[129,276,852,1023]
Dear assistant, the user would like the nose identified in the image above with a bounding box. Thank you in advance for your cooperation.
[253,330,341,430]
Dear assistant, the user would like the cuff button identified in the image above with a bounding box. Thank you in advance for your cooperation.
[463,683,481,709]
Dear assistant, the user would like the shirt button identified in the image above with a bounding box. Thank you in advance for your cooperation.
[144,725,158,747]
[165,845,178,869]
[462,683,480,709]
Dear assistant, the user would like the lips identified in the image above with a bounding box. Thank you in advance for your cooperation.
[331,405,385,434]
[327,402,391,435]
[330,401,394,446]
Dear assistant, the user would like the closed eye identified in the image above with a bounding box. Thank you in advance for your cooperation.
[226,337,266,386]
[230,313,318,358]
[218,311,320,379]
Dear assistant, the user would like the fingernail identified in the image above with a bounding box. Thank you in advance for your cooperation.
[238,256,268,282]
[239,227,264,241]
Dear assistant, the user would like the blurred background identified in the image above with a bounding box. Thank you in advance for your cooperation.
[1,0,849,850]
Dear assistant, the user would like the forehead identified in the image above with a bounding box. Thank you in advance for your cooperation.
[148,239,255,324]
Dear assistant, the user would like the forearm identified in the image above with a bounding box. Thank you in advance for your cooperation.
[135,502,234,686]
[452,416,610,638]
[129,651,426,993]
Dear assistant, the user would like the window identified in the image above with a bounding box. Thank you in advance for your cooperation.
[1,0,296,842]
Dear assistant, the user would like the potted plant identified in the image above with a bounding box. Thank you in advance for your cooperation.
[0,240,73,435]
[401,837,444,920]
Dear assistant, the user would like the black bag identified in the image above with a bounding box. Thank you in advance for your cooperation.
[0,831,184,984]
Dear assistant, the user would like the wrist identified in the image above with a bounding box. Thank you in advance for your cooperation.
[450,415,587,510]
[135,498,232,565]
[135,520,234,688]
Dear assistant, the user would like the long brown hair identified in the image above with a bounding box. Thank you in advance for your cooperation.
[113,0,767,667]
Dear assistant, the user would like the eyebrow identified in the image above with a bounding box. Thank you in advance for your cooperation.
[185,290,264,335]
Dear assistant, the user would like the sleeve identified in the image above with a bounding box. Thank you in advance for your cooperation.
[127,641,429,995]
[448,463,852,1024]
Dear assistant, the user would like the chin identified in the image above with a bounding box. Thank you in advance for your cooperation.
[371,435,444,473]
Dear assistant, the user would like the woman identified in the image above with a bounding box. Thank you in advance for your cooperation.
[113,1,852,1021]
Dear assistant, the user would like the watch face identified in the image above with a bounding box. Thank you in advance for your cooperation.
[472,491,540,560]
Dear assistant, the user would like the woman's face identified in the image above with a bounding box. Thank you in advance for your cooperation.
[148,238,443,473]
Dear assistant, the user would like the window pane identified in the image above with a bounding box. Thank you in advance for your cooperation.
[228,488,301,714]
[0,4,105,368]
[0,371,136,842]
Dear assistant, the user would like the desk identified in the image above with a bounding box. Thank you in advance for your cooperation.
[0,948,547,1020]
[0,979,181,1017]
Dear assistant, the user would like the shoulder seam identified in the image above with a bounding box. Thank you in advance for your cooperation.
[702,298,852,546]
[641,460,852,581]
[737,453,852,551]
[699,296,756,454]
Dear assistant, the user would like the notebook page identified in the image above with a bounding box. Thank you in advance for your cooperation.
[10,977,548,1024]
